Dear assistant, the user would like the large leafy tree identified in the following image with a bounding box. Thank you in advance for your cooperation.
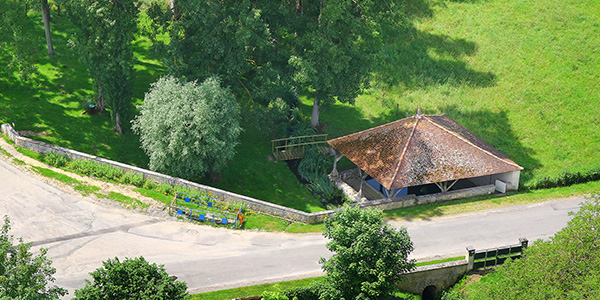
[0,216,67,299]
[320,205,415,300]
[267,0,405,127]
[148,0,292,107]
[452,194,600,300]
[65,0,139,133]
[74,256,188,300]
[131,76,242,179]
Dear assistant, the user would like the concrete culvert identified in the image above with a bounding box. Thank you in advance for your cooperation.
[422,285,437,300]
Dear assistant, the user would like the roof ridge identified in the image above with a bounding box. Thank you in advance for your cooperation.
[328,114,432,143]
[388,116,420,190]
[423,116,523,169]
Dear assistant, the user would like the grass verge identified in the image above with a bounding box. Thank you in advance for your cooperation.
[384,180,600,221]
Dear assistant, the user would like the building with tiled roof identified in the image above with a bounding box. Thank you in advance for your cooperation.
[328,107,522,198]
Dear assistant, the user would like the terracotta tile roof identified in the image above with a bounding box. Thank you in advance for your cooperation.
[327,112,523,191]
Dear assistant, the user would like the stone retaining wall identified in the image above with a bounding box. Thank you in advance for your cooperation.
[1,123,495,224]
[397,259,469,297]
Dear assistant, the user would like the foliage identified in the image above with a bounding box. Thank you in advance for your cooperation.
[65,0,139,133]
[526,168,600,190]
[131,76,242,179]
[147,0,292,107]
[74,256,188,300]
[274,0,406,126]
[0,216,67,299]
[43,152,71,168]
[261,286,292,300]
[283,280,329,300]
[298,146,330,183]
[320,205,415,300]
[0,0,39,79]
[460,194,600,299]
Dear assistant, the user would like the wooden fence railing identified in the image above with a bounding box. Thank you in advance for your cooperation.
[271,134,329,161]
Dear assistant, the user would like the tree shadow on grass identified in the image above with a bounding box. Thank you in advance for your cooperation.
[376,27,496,90]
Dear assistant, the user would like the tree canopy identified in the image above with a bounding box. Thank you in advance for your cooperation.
[131,76,242,179]
[74,256,188,300]
[447,194,600,300]
[320,205,415,299]
[65,0,139,133]
[0,216,67,299]
[146,0,405,127]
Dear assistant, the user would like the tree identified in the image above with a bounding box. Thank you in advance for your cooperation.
[320,205,415,300]
[41,0,54,56]
[131,76,242,180]
[65,0,139,133]
[147,0,293,108]
[0,216,67,299]
[0,0,39,79]
[452,194,600,300]
[270,0,405,127]
[74,256,188,300]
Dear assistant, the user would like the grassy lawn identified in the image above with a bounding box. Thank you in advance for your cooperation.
[0,12,325,213]
[311,0,600,189]
[384,180,600,221]
[190,276,419,300]
[2,0,599,218]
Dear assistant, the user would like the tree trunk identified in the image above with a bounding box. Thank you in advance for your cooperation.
[96,85,106,112]
[114,112,123,134]
[171,0,180,20]
[311,96,319,127]
[41,0,55,56]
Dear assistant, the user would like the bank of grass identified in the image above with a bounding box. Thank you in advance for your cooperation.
[311,0,600,189]
[190,276,419,300]
[0,11,325,213]
[384,180,600,220]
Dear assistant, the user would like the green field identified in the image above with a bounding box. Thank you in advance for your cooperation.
[314,0,600,188]
[1,0,599,214]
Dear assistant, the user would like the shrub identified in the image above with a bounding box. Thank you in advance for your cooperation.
[143,179,157,190]
[526,168,600,190]
[298,146,331,183]
[284,281,330,300]
[123,172,145,187]
[74,256,188,300]
[43,152,70,168]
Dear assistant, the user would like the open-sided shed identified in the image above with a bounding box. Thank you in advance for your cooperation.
[327,109,523,198]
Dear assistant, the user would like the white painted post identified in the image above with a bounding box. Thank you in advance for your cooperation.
[466,246,475,270]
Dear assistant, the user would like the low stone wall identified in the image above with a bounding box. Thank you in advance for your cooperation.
[397,260,469,296]
[1,123,322,223]
[1,123,494,224]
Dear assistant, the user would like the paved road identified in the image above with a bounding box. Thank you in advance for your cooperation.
[0,157,582,298]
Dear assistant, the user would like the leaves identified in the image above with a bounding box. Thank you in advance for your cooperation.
[460,194,600,300]
[65,0,139,132]
[131,76,242,179]
[320,206,415,300]
[0,216,67,299]
[74,256,188,300]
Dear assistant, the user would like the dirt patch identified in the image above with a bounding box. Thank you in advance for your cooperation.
[465,268,496,284]
[17,130,50,136]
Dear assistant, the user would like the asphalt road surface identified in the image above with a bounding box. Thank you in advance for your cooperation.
[0,157,582,298]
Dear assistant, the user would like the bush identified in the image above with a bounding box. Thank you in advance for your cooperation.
[43,152,70,168]
[123,172,145,186]
[298,146,331,183]
[526,168,600,190]
[284,281,329,300]
[74,256,188,300]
